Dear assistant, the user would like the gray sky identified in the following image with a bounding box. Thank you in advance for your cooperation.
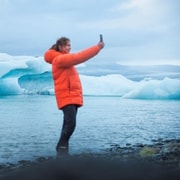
[0,0,180,65]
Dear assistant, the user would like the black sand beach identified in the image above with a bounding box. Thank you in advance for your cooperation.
[0,139,179,180]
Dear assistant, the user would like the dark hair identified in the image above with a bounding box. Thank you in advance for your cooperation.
[50,37,70,51]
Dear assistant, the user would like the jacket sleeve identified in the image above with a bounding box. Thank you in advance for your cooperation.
[53,45,101,68]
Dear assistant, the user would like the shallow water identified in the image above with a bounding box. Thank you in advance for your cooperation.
[0,95,180,164]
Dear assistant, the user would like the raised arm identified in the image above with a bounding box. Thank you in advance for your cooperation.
[53,45,102,68]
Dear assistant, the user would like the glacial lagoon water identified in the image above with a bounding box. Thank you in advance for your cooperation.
[0,95,179,164]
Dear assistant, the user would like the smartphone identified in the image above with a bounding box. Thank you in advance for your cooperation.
[100,34,103,42]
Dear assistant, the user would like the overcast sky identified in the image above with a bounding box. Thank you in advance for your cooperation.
[0,0,180,65]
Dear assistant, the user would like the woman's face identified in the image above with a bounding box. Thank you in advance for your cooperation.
[59,41,71,53]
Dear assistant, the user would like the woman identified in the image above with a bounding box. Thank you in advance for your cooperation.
[44,36,104,157]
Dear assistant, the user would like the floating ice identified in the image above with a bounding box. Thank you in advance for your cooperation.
[0,53,180,99]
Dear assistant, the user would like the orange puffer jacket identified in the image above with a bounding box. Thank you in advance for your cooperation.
[44,45,101,109]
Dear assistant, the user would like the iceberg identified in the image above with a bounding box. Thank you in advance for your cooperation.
[0,53,180,99]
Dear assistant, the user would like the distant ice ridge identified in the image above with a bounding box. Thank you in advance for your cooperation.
[81,75,180,99]
[0,53,180,99]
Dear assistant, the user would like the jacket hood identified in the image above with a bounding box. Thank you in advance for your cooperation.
[44,50,60,64]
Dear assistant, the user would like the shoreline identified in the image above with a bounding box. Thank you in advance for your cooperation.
[0,138,180,179]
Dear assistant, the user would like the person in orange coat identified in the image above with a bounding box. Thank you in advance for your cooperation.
[44,36,104,157]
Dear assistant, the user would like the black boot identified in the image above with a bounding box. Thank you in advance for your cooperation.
[56,146,68,159]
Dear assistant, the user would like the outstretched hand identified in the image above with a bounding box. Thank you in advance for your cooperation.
[97,41,105,49]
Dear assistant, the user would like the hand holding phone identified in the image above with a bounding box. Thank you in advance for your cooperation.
[98,34,105,49]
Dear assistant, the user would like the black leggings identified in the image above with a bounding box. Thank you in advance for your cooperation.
[56,104,78,150]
